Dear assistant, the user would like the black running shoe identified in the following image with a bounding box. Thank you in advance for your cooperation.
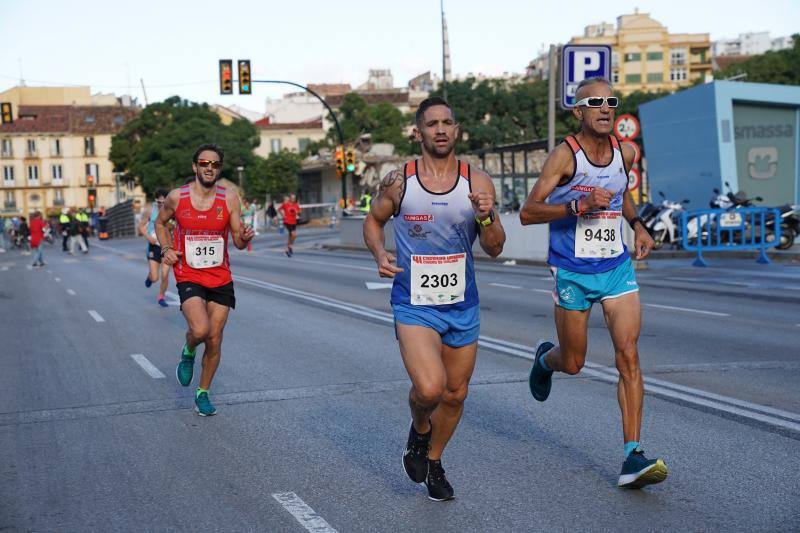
[425,459,454,501]
[618,448,668,489]
[529,341,555,402]
[402,421,431,483]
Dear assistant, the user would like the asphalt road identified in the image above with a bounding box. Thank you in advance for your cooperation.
[1,229,798,532]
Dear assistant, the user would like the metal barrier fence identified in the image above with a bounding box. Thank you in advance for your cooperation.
[680,207,781,266]
[102,200,136,239]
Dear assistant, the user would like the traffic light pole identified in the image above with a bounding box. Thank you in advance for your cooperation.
[251,80,347,204]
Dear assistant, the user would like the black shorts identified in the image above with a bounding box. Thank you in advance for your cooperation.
[284,223,297,232]
[147,243,162,262]
[176,281,236,309]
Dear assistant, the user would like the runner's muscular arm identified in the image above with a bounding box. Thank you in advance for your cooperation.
[227,191,254,250]
[519,143,575,225]
[363,169,405,278]
[620,143,654,260]
[469,169,505,258]
[156,189,180,265]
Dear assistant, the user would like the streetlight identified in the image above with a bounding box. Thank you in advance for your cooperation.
[237,166,244,190]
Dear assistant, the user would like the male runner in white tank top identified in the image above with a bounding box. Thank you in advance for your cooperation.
[364,97,506,501]
[520,77,667,489]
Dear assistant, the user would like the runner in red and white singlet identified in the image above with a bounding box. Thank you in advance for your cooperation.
[155,143,254,416]
[278,192,301,257]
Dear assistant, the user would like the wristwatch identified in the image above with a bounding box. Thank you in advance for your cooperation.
[476,210,495,226]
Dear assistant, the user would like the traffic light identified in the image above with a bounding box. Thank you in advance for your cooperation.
[219,60,233,95]
[335,145,345,177]
[345,149,356,173]
[87,188,97,208]
[0,102,12,124]
[238,60,252,95]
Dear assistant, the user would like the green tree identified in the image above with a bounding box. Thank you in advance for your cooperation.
[324,93,414,154]
[110,96,260,196]
[247,150,302,200]
[715,34,800,85]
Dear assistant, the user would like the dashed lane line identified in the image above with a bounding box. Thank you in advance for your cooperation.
[130,354,166,379]
[88,310,105,323]
[272,492,338,533]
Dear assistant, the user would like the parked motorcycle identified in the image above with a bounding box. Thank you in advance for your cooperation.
[648,191,690,250]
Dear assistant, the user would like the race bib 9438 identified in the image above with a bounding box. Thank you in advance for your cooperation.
[575,211,623,259]
[410,253,466,306]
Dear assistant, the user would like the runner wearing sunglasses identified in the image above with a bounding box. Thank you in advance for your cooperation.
[139,189,171,307]
[520,77,666,489]
[155,143,254,416]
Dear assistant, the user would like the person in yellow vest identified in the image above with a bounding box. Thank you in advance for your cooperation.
[59,208,71,252]
[359,190,372,214]
[76,210,90,250]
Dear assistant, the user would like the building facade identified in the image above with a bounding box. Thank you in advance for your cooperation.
[713,32,794,57]
[640,81,800,208]
[253,118,326,157]
[0,86,143,218]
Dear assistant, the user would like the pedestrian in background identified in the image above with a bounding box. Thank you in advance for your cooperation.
[59,208,70,252]
[266,200,277,231]
[18,216,31,255]
[29,211,45,267]
[68,209,87,255]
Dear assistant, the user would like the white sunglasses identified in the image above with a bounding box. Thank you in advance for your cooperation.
[575,96,619,108]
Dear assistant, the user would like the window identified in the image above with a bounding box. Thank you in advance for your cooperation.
[27,139,37,156]
[270,138,282,153]
[624,52,641,62]
[3,166,14,184]
[625,74,642,84]
[611,51,619,67]
[85,163,99,184]
[52,138,62,156]
[1,139,12,157]
[298,138,311,153]
[670,48,687,65]
[52,164,63,183]
[647,73,663,82]
[4,191,14,207]
[670,68,688,81]
[612,71,620,84]
[646,51,663,61]
[54,189,64,205]
[85,137,95,156]
[27,165,39,184]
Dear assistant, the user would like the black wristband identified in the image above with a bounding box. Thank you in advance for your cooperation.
[628,216,644,230]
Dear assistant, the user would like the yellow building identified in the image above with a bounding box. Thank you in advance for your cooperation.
[253,118,326,157]
[570,12,712,94]
[0,86,144,218]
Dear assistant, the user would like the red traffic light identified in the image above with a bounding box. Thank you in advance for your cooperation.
[219,60,233,95]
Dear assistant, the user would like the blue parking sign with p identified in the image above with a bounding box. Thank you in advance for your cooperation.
[561,45,612,109]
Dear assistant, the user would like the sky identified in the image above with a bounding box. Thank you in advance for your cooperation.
[1,0,798,113]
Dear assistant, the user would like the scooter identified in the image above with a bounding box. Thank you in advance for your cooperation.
[649,191,690,250]
[765,204,799,250]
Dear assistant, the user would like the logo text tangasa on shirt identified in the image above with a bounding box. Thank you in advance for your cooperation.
[404,214,434,222]
[571,185,595,192]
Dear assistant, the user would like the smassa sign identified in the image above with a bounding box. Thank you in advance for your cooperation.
[561,45,612,109]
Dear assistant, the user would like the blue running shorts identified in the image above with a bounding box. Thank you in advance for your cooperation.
[550,258,639,311]
[392,303,480,347]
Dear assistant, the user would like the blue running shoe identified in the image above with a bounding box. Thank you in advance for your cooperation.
[158,296,168,307]
[618,449,668,489]
[194,391,217,416]
[145,276,152,288]
[529,341,555,402]
[176,343,195,387]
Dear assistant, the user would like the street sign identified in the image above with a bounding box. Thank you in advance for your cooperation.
[614,113,640,140]
[561,44,612,109]
[622,140,641,164]
[627,167,641,191]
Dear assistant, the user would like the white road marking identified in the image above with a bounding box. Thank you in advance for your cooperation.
[365,282,393,290]
[54,277,61,282]
[643,303,730,317]
[232,274,799,434]
[490,282,523,289]
[130,354,166,379]
[1,266,8,271]
[26,265,32,270]
[532,288,552,294]
[282,256,375,272]
[47,270,52,273]
[67,289,76,296]
[272,492,338,533]
[164,291,181,306]
[63,258,78,264]
[88,310,105,323]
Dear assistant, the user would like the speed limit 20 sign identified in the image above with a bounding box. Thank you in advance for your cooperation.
[614,114,640,140]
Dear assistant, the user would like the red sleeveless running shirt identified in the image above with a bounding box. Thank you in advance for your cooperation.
[172,184,232,287]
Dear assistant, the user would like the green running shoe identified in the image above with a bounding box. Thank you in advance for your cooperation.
[194,391,217,416]
[176,343,195,387]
